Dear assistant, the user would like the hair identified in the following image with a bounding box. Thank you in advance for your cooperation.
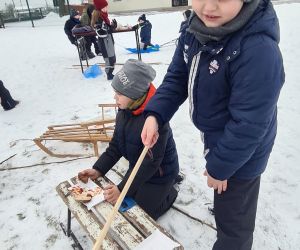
[91,9,100,27]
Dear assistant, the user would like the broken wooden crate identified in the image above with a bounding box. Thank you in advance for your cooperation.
[56,176,184,250]
[34,104,117,158]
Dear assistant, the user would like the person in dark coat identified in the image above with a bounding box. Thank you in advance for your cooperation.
[91,0,116,80]
[0,80,19,111]
[141,0,285,249]
[64,9,95,59]
[64,9,81,45]
[78,59,179,220]
[138,14,154,50]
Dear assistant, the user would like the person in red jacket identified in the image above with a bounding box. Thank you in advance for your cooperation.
[91,0,116,80]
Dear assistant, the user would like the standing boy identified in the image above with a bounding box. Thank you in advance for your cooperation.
[137,14,154,50]
[142,0,285,249]
[78,59,179,220]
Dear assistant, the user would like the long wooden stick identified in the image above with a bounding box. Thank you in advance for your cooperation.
[93,146,149,250]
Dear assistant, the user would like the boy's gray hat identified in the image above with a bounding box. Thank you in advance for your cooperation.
[111,59,156,100]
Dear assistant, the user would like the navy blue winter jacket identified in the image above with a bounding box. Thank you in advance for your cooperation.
[140,20,152,44]
[145,0,285,180]
[64,17,80,44]
[93,87,179,196]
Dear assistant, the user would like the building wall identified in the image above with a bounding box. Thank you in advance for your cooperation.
[107,0,192,13]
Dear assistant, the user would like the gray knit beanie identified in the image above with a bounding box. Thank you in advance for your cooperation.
[111,59,156,100]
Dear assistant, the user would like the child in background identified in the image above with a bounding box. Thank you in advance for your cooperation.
[91,0,116,80]
[78,59,179,220]
[137,14,154,50]
[141,0,284,249]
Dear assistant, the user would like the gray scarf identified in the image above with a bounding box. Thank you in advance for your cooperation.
[188,0,260,44]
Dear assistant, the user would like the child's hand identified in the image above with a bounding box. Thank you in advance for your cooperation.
[103,184,120,205]
[141,116,159,148]
[78,169,101,183]
[204,170,227,194]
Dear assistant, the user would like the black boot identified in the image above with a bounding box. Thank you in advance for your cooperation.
[107,72,114,80]
[3,100,20,111]
[106,68,114,80]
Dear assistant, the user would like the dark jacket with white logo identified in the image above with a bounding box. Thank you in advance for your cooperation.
[145,0,285,180]
[93,85,179,196]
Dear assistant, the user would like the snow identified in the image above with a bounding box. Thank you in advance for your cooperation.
[1,3,300,250]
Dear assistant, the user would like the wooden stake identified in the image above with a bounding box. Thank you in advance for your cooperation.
[93,146,149,250]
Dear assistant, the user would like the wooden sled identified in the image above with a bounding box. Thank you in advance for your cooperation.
[34,104,117,158]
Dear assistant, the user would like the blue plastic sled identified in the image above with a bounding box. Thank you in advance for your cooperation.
[126,44,160,54]
[83,64,102,78]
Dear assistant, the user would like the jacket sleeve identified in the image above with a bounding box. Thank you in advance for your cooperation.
[205,37,285,180]
[64,21,76,44]
[92,130,122,176]
[117,123,170,196]
[144,31,189,125]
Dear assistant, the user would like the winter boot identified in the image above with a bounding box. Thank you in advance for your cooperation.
[107,72,114,80]
[106,68,114,80]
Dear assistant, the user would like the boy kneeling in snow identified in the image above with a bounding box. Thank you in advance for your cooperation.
[78,59,179,220]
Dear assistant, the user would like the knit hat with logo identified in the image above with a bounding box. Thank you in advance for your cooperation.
[111,59,156,100]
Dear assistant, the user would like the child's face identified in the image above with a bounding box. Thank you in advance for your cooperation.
[114,91,133,109]
[192,0,243,27]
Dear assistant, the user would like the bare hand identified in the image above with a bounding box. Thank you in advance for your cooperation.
[78,169,101,183]
[103,184,120,205]
[204,170,227,194]
[141,116,159,148]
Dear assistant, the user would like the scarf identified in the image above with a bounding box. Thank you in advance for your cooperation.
[99,11,110,25]
[188,0,260,44]
[128,84,156,116]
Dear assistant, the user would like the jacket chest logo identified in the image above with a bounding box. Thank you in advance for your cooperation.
[209,59,219,74]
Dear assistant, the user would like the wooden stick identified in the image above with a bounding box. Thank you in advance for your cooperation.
[0,154,17,165]
[93,146,149,250]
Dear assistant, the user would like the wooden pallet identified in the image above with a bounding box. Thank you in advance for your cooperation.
[56,176,184,249]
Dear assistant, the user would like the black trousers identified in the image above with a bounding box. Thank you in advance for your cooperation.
[0,80,17,110]
[85,35,101,55]
[213,176,261,250]
[133,180,178,220]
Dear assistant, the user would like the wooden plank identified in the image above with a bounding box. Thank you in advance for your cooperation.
[56,181,122,249]
[70,178,145,250]
[95,177,184,249]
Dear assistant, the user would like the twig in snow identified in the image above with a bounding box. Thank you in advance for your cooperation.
[0,154,17,165]
[0,156,93,172]
[172,205,217,231]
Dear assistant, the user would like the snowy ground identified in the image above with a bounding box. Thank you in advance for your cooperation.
[1,3,300,250]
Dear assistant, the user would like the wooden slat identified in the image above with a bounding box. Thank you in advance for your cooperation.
[56,181,122,249]
[95,177,184,249]
[70,178,145,249]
